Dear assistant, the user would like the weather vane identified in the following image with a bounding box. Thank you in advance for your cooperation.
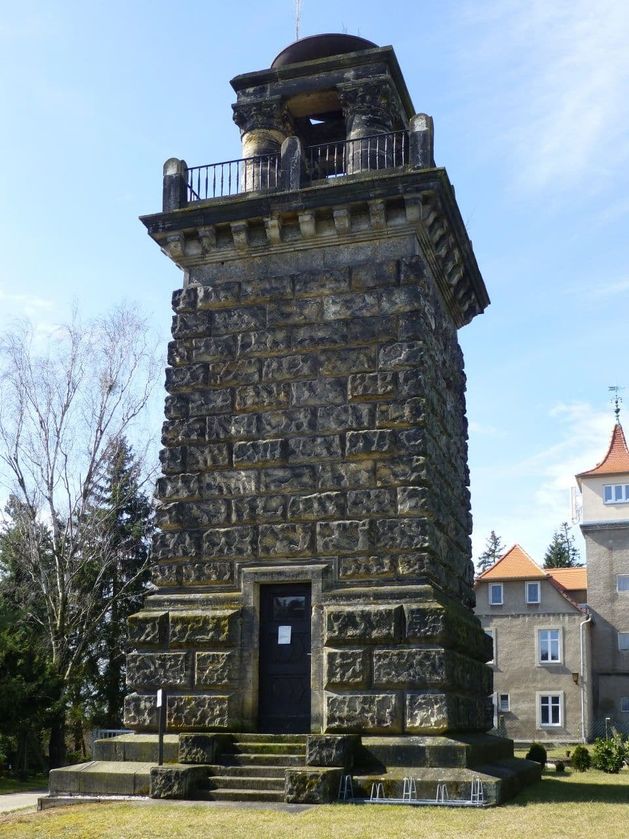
[295,0,302,40]
[609,385,624,421]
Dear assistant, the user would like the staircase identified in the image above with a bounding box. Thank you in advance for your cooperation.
[204,734,307,802]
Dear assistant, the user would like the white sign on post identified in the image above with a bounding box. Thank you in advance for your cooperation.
[278,625,292,645]
[156,688,163,708]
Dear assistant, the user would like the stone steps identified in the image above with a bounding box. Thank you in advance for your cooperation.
[208,774,285,791]
[218,752,304,767]
[202,788,285,803]
[49,761,153,797]
[228,741,306,755]
[206,764,286,778]
[94,734,179,764]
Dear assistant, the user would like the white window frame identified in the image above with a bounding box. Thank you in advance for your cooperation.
[603,483,629,504]
[489,583,503,606]
[618,632,629,652]
[617,575,629,593]
[526,581,541,604]
[485,628,496,665]
[498,693,510,713]
[537,692,563,727]
[620,697,629,713]
[537,628,562,664]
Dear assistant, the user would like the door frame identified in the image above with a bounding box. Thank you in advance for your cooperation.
[240,563,329,732]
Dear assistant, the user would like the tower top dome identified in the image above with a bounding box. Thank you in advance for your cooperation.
[271,33,378,68]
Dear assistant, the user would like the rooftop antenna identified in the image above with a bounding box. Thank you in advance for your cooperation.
[609,385,624,421]
[295,0,302,40]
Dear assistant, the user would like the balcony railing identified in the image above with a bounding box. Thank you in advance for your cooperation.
[187,154,280,202]
[163,118,434,212]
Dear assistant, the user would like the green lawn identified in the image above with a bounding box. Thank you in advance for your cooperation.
[0,774,49,795]
[1,768,628,839]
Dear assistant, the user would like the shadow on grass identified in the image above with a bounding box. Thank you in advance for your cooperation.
[507,772,629,806]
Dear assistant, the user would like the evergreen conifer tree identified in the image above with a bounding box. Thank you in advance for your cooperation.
[477,530,505,573]
[543,522,582,568]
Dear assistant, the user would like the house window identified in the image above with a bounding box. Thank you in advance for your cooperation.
[499,693,510,713]
[603,484,629,504]
[538,628,561,663]
[539,693,562,726]
[618,632,629,652]
[489,583,503,606]
[485,629,495,664]
[620,697,629,713]
[617,575,629,593]
[526,581,541,604]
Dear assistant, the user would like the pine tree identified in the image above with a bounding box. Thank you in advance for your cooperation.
[543,522,582,568]
[477,531,505,573]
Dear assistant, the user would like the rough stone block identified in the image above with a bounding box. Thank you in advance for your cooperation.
[128,612,168,648]
[233,439,284,466]
[376,456,429,487]
[377,400,427,428]
[262,354,318,382]
[372,649,448,689]
[203,470,258,497]
[185,444,230,471]
[317,462,374,490]
[212,306,266,335]
[317,404,373,432]
[124,693,158,730]
[156,474,201,501]
[294,268,349,298]
[235,383,290,412]
[240,274,292,303]
[167,694,231,730]
[347,489,396,517]
[259,523,312,556]
[126,652,190,689]
[405,693,454,734]
[323,292,379,321]
[379,286,423,315]
[207,358,259,387]
[325,693,402,733]
[287,492,345,521]
[161,417,207,446]
[172,312,211,339]
[267,298,322,326]
[258,408,317,437]
[292,323,348,350]
[351,261,398,289]
[153,531,201,561]
[349,372,396,401]
[319,347,375,376]
[196,282,240,310]
[156,500,230,531]
[316,519,371,554]
[150,764,208,799]
[191,335,237,362]
[165,364,207,392]
[202,526,254,557]
[291,378,346,407]
[375,517,430,550]
[378,341,425,370]
[397,486,432,516]
[285,767,343,804]
[181,561,234,586]
[287,434,342,463]
[325,606,403,644]
[232,495,286,523]
[195,651,236,687]
[236,328,291,357]
[178,733,221,764]
[260,466,315,493]
[152,562,183,587]
[346,429,396,457]
[325,649,368,687]
[306,735,358,769]
[347,315,397,343]
[187,389,232,416]
[169,609,240,647]
[338,555,397,579]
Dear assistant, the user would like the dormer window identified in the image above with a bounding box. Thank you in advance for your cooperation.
[526,581,541,604]
[603,484,629,504]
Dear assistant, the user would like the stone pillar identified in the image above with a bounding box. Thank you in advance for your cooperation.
[338,79,402,174]
[280,136,304,191]
[409,114,435,169]
[232,98,292,192]
[162,158,188,212]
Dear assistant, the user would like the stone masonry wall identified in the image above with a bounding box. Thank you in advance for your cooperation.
[125,250,491,734]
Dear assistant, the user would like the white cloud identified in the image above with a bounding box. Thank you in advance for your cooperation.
[460,0,629,193]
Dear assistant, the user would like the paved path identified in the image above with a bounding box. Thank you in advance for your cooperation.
[0,791,48,813]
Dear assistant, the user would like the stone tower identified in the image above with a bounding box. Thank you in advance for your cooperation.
[577,420,629,722]
[125,34,494,739]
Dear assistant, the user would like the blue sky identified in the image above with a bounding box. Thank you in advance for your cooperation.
[1,0,627,565]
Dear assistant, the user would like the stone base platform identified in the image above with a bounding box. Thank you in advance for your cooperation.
[46,732,540,807]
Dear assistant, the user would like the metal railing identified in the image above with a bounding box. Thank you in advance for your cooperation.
[307,130,409,182]
[187,154,280,201]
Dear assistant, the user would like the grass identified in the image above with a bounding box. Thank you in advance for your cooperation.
[0,774,48,795]
[0,768,628,839]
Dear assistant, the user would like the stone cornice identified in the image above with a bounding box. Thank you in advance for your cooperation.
[140,168,489,328]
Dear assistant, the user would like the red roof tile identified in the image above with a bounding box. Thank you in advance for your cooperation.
[547,567,587,591]
[477,544,545,581]
[577,423,629,478]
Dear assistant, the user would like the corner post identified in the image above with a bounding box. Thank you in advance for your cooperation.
[409,113,435,168]
[163,158,188,212]
[280,136,303,191]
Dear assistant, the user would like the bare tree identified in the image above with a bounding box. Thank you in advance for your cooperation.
[0,306,159,765]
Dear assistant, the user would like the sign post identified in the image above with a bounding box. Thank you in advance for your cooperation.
[157,688,165,766]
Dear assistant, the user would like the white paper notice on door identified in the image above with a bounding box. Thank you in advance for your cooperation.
[278,625,292,645]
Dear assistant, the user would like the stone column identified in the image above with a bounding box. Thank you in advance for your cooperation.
[162,158,188,212]
[338,78,403,174]
[409,113,435,169]
[232,98,293,192]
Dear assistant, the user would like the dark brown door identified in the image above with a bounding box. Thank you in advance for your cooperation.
[258,584,311,733]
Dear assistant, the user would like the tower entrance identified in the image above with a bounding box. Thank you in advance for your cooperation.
[258,583,312,733]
